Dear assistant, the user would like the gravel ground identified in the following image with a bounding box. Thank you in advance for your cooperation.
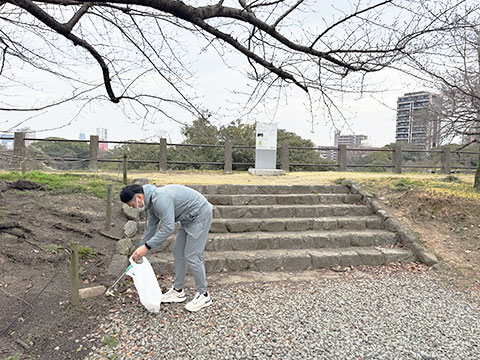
[86,267,479,360]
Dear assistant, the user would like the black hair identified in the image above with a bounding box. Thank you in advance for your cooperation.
[120,184,144,203]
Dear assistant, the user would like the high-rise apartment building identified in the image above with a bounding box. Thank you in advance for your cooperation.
[395,91,441,149]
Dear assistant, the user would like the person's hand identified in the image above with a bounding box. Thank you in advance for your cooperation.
[132,245,148,263]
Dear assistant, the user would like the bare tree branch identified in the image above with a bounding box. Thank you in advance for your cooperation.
[0,40,6,75]
[272,0,304,29]
[65,3,90,32]
[9,0,120,103]
[0,0,471,133]
[0,84,102,111]
[311,0,393,49]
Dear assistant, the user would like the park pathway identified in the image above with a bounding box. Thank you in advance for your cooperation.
[87,267,479,360]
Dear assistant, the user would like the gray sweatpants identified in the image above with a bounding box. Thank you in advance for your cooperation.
[173,205,212,294]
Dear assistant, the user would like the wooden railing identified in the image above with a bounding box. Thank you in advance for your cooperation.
[8,132,479,175]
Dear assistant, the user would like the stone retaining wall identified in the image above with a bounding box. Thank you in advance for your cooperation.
[345,180,437,266]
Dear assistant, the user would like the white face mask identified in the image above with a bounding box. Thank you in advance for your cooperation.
[135,196,145,211]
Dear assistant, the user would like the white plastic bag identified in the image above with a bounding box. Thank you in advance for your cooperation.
[126,256,162,313]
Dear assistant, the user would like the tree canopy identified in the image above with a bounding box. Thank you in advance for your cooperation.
[107,118,334,170]
[27,137,90,170]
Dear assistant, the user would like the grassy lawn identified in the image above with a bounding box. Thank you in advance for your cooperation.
[0,170,122,198]
[98,168,474,183]
[2,169,478,199]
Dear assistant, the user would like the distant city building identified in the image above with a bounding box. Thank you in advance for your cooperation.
[319,147,337,161]
[96,128,108,151]
[319,131,369,161]
[1,128,36,149]
[0,134,14,150]
[395,91,441,149]
[461,123,480,146]
[335,132,368,147]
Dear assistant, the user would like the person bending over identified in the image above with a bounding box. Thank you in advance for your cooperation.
[120,184,213,312]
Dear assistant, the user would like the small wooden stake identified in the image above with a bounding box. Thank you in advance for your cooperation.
[70,242,80,306]
[105,184,113,231]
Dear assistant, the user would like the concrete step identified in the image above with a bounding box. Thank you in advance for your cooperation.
[210,216,383,233]
[189,184,350,195]
[149,247,414,274]
[205,230,397,252]
[213,204,372,219]
[206,193,363,205]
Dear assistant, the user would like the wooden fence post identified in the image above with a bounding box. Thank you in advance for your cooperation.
[440,146,451,175]
[281,143,290,172]
[70,242,80,306]
[13,132,26,173]
[159,138,167,171]
[105,184,113,231]
[89,135,99,171]
[123,154,128,185]
[224,141,232,174]
[392,144,402,174]
[338,145,347,171]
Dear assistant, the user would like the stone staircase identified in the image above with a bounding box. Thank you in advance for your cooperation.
[149,184,415,274]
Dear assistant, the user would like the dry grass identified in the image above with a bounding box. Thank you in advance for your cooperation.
[89,169,475,187]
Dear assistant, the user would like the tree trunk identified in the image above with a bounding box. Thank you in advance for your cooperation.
[474,29,480,191]
[475,148,480,190]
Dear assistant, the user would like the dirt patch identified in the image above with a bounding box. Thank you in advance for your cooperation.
[0,186,126,360]
[375,188,480,295]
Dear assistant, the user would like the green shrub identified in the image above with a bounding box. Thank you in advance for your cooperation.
[78,266,86,277]
[43,244,62,254]
[441,175,461,183]
[392,178,420,191]
[334,177,348,185]
[102,335,119,349]
[78,246,98,259]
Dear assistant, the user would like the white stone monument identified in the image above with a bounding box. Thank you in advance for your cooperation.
[248,122,285,176]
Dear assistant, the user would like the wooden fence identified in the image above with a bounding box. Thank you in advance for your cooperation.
[9,132,480,175]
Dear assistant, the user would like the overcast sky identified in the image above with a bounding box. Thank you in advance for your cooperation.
[0,1,428,147]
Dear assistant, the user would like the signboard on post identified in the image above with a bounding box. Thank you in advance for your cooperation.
[256,122,277,150]
[254,122,277,170]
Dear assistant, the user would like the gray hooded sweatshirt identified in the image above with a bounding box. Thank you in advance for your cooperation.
[141,184,211,249]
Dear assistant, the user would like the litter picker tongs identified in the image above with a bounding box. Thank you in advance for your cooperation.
[105,264,133,296]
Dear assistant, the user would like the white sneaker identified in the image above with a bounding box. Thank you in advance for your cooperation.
[161,287,187,303]
[185,292,212,312]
